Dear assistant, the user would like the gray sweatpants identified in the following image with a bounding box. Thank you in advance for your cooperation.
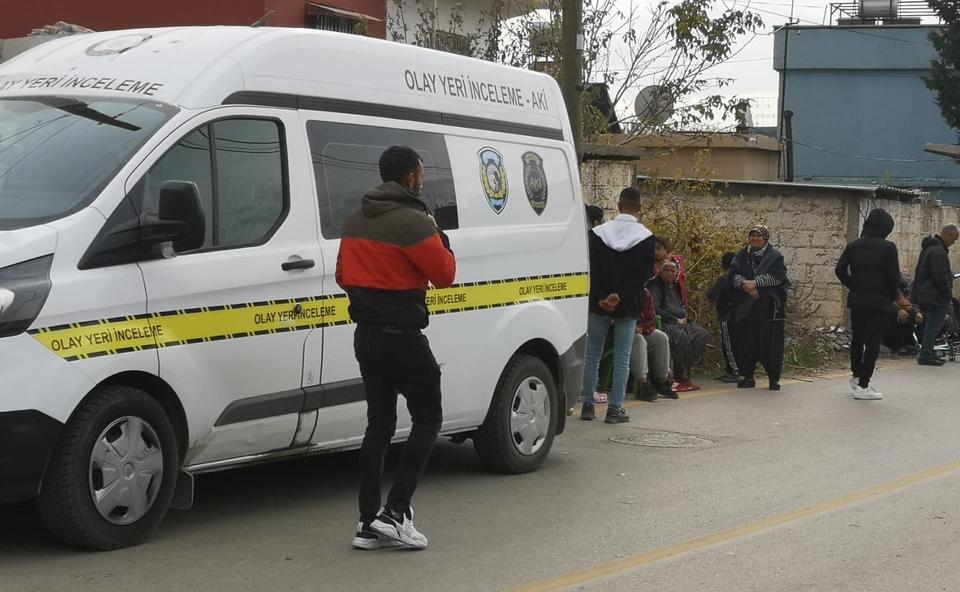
[630,329,670,383]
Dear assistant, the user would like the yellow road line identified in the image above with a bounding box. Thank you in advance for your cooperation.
[508,459,960,592]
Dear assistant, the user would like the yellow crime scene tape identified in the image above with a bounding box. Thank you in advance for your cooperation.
[29,273,589,361]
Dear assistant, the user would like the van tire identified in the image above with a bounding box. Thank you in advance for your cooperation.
[37,385,178,550]
[474,355,557,474]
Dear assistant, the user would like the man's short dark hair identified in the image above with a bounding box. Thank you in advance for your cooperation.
[654,236,670,251]
[721,251,736,270]
[618,186,643,210]
[379,146,422,184]
[585,205,604,226]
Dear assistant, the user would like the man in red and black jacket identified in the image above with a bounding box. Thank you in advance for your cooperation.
[337,146,456,551]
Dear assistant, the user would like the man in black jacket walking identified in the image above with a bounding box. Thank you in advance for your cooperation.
[580,187,656,424]
[913,224,959,366]
[835,209,902,399]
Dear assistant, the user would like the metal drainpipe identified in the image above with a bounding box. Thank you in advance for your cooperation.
[784,110,795,182]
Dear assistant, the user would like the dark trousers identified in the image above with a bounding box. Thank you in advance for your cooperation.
[355,324,443,524]
[731,295,785,384]
[850,307,889,388]
[918,303,950,361]
[720,320,739,375]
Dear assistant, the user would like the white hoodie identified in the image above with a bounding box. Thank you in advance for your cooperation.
[591,213,653,252]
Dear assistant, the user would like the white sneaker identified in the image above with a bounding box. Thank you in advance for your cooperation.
[352,521,403,550]
[853,386,882,400]
[370,507,428,549]
[849,377,859,391]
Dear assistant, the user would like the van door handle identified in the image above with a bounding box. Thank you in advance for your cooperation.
[282,258,315,271]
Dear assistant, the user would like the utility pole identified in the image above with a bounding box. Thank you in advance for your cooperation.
[560,0,583,159]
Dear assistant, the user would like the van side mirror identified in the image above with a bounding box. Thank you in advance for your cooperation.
[158,181,205,253]
[140,181,206,256]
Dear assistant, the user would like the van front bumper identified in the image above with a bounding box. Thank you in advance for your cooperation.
[0,410,63,502]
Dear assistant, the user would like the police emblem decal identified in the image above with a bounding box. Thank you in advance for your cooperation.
[522,151,548,215]
[478,147,508,214]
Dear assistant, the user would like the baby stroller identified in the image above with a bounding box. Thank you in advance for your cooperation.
[930,272,960,362]
[932,296,960,362]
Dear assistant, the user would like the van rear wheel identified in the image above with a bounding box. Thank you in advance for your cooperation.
[37,385,178,550]
[474,355,557,474]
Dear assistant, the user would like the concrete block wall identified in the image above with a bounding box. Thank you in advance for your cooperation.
[580,160,634,220]
[579,160,960,329]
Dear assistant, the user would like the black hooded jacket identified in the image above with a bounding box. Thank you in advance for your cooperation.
[835,208,900,313]
[912,235,954,308]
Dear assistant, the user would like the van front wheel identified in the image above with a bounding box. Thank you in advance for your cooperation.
[37,385,178,550]
[474,355,557,474]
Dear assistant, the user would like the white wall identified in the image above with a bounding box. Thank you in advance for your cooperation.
[387,0,502,55]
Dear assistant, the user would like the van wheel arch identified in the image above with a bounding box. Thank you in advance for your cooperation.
[96,372,188,463]
[514,339,564,430]
[473,341,562,474]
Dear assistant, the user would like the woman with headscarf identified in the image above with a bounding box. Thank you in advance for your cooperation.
[728,225,790,391]
[649,260,710,392]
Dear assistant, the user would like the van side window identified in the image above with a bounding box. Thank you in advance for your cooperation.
[306,121,458,239]
[138,118,287,250]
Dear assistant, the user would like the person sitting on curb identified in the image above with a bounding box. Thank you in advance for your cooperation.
[649,261,710,393]
[631,287,677,401]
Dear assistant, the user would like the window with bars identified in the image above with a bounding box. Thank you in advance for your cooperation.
[305,13,360,34]
[434,31,472,56]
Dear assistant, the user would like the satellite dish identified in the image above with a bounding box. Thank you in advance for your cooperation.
[633,85,675,127]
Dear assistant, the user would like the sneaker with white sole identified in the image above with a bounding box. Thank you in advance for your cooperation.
[352,521,404,550]
[853,386,882,400]
[370,507,428,550]
[849,377,859,391]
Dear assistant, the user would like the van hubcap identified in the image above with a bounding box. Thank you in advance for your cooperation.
[89,416,164,525]
[510,377,550,456]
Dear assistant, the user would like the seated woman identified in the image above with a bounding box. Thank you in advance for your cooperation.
[649,261,710,392]
[631,287,677,401]
[882,268,922,355]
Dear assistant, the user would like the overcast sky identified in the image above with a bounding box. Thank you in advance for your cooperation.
[584,0,934,128]
[617,0,840,127]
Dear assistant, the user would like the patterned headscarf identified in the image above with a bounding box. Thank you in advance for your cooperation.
[749,225,770,244]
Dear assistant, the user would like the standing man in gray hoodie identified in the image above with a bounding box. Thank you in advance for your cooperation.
[580,187,656,424]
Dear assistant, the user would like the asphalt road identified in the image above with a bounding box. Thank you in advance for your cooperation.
[3,359,960,592]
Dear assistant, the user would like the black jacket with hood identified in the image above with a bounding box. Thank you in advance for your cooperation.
[835,208,901,313]
[587,214,656,319]
[912,235,954,308]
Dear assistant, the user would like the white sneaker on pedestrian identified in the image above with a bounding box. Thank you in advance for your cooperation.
[370,507,428,549]
[352,521,403,550]
[849,377,859,392]
[853,386,882,400]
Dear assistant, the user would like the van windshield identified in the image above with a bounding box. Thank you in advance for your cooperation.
[0,96,176,230]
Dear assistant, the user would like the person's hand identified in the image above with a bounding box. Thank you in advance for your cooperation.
[598,293,619,313]
[742,280,758,292]
[916,311,924,324]
[677,317,687,325]
[897,308,909,323]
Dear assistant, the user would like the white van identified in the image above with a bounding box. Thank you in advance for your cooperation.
[0,27,588,549]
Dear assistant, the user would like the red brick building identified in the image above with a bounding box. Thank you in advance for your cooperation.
[0,0,387,40]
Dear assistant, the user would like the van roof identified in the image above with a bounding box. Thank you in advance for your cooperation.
[0,27,567,137]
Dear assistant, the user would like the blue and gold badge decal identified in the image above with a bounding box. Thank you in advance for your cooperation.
[479,147,508,214]
[522,151,548,215]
